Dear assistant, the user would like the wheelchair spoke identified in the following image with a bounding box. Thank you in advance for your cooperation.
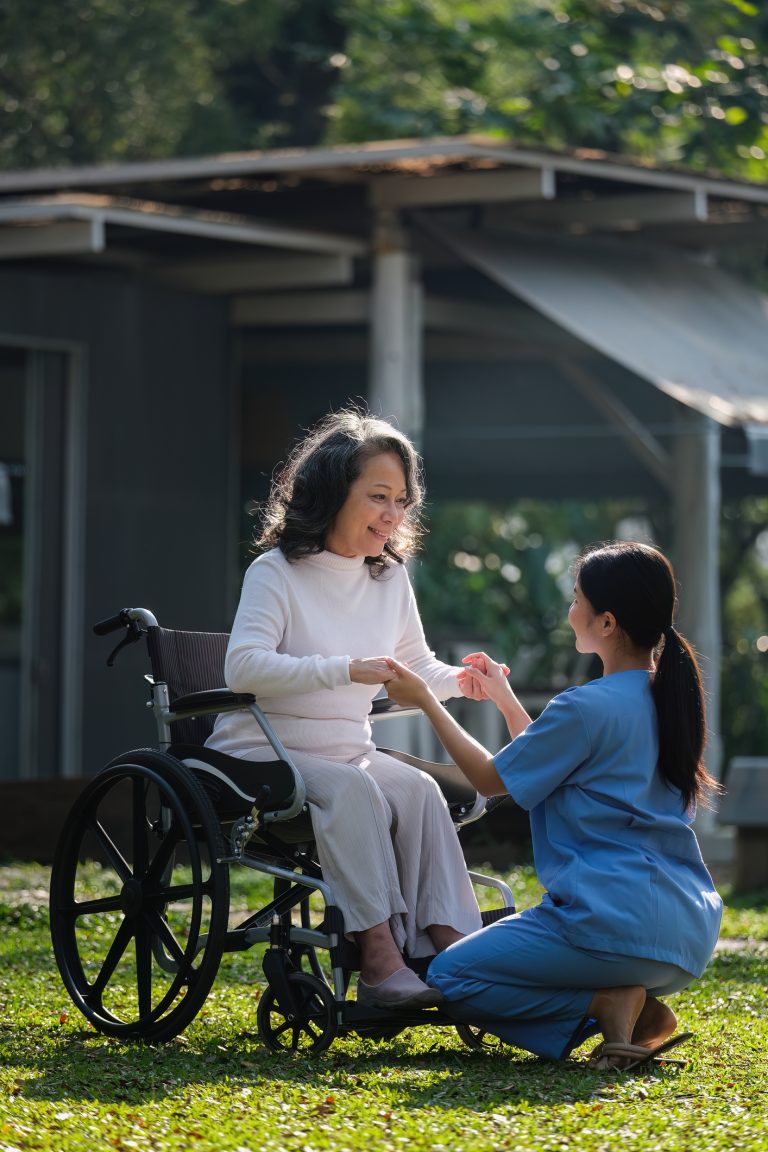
[132,778,150,877]
[70,894,124,918]
[87,818,132,884]
[156,883,197,903]
[143,822,182,887]
[146,910,186,966]
[135,919,153,1019]
[89,917,134,1000]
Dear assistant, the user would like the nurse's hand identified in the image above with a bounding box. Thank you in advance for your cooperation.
[460,652,513,707]
[383,658,433,709]
[349,657,396,685]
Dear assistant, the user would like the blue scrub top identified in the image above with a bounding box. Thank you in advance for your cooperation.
[493,670,722,975]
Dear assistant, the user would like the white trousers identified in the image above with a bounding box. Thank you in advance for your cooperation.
[245,746,482,957]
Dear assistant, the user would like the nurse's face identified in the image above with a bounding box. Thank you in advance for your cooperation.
[325,451,408,558]
[568,580,602,654]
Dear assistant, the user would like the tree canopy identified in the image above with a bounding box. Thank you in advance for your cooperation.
[1,0,767,178]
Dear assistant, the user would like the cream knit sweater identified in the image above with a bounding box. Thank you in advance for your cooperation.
[207,548,462,762]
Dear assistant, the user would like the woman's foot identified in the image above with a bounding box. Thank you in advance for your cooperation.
[631,997,677,1049]
[357,968,443,1009]
[586,985,647,1069]
[357,920,409,985]
[427,924,465,952]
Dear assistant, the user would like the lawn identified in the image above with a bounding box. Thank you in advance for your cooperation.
[1,862,766,1152]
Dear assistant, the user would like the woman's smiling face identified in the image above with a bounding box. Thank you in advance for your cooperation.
[325,451,408,558]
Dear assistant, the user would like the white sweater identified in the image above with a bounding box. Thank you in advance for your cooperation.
[207,548,462,762]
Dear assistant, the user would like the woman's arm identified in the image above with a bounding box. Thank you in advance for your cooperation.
[460,652,532,740]
[393,572,464,700]
[385,658,507,797]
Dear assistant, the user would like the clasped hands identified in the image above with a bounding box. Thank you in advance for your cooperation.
[349,652,510,707]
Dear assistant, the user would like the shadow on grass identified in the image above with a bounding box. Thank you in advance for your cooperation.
[4,1017,690,1111]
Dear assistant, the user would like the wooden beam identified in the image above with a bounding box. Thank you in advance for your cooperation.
[486,190,708,231]
[424,296,581,347]
[371,167,554,209]
[0,218,105,258]
[232,290,369,327]
[151,253,353,294]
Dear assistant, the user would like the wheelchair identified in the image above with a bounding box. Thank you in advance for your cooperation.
[49,607,515,1053]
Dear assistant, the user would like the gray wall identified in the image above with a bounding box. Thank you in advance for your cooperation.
[0,264,232,777]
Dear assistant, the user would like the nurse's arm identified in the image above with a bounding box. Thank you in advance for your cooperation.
[385,658,506,797]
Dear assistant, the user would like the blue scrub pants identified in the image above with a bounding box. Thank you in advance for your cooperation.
[427,908,695,1060]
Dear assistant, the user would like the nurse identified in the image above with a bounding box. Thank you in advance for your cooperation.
[386,541,723,1070]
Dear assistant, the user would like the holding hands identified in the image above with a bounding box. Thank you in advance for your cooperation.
[458,652,513,707]
[349,657,398,685]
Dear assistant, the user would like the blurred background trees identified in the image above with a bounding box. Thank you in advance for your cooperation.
[1,0,766,177]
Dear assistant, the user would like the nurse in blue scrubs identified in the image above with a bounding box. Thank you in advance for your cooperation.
[385,541,723,1070]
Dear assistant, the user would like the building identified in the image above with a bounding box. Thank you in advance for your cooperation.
[1,137,767,825]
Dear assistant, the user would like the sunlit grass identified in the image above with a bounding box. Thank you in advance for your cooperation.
[1,862,766,1152]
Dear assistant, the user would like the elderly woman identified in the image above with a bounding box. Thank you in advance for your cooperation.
[206,408,482,1008]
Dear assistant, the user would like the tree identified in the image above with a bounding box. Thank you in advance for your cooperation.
[2,0,766,178]
[0,0,346,168]
[332,0,768,178]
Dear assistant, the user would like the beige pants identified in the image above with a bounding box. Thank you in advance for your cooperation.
[245,746,482,958]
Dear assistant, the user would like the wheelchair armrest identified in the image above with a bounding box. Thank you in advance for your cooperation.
[376,747,489,825]
[370,697,423,721]
[168,688,255,717]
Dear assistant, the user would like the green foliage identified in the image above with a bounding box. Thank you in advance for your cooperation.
[0,0,214,167]
[417,495,768,773]
[332,0,768,176]
[0,0,346,168]
[1,863,767,1152]
[720,497,768,768]
[416,498,652,689]
[2,0,767,177]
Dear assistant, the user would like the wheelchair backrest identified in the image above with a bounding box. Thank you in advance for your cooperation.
[146,626,230,745]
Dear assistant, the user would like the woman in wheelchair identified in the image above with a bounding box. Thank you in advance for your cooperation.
[205,408,483,1010]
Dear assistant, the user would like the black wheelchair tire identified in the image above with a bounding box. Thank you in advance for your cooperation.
[256,971,337,1054]
[49,748,230,1043]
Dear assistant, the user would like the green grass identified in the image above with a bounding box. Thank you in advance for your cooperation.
[1,862,767,1152]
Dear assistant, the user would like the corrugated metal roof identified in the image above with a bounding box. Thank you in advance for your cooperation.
[424,218,768,426]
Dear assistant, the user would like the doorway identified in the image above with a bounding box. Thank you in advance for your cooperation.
[0,345,80,780]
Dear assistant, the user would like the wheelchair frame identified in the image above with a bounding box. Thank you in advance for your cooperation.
[49,607,514,1053]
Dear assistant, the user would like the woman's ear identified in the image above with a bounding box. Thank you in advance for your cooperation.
[601,611,618,636]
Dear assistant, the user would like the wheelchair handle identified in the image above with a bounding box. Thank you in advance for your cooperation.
[93,607,159,635]
[93,607,160,666]
[93,610,131,635]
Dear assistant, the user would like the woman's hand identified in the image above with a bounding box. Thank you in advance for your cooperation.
[459,652,512,706]
[383,657,433,709]
[349,657,397,685]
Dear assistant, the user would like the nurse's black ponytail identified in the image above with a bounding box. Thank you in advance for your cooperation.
[576,542,719,812]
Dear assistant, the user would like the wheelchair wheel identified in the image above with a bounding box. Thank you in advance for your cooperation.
[256,972,337,1054]
[456,1023,506,1051]
[50,749,230,1043]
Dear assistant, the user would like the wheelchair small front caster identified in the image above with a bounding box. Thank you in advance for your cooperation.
[256,972,337,1053]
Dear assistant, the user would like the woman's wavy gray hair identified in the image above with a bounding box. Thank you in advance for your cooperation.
[256,407,424,576]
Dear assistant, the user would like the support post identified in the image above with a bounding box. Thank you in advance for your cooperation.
[368,210,424,446]
[673,410,724,838]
